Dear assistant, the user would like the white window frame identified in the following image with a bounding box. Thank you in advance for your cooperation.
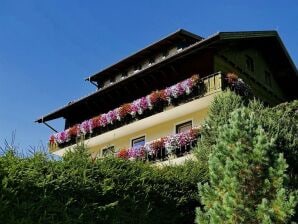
[101,145,115,157]
[174,119,193,134]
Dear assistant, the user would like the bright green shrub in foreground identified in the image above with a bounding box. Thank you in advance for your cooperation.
[0,146,206,224]
[196,108,297,223]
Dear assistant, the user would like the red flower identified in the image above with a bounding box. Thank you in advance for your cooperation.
[158,89,168,101]
[117,148,128,159]
[68,124,80,137]
[149,91,160,104]
[119,103,132,118]
[150,137,167,153]
[49,135,56,145]
[92,116,102,128]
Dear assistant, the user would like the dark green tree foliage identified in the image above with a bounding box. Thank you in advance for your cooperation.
[253,100,298,188]
[196,108,297,223]
[195,90,243,170]
[0,144,206,224]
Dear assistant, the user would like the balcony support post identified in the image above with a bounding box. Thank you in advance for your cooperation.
[43,121,58,133]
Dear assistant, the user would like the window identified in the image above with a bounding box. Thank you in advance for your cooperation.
[245,55,254,72]
[176,121,192,134]
[162,50,169,59]
[134,64,142,73]
[110,76,116,85]
[121,71,128,79]
[265,71,272,87]
[176,42,187,52]
[103,79,110,87]
[102,146,115,157]
[148,57,155,66]
[131,136,145,149]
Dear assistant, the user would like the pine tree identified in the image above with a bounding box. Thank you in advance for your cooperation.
[196,108,297,224]
[195,90,243,172]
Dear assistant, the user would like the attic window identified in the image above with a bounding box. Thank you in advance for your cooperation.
[265,71,272,87]
[110,76,116,85]
[162,50,169,59]
[103,79,110,86]
[121,71,128,79]
[245,55,254,72]
[177,42,187,52]
[134,64,142,73]
[148,57,155,66]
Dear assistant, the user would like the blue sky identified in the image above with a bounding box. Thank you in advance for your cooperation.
[0,0,297,152]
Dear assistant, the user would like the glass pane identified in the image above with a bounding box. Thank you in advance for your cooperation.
[132,136,145,149]
[176,121,192,133]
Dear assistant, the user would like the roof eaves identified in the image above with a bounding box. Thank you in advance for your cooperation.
[85,29,203,82]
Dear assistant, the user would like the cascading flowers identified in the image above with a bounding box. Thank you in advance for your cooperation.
[116,127,201,160]
[49,74,200,146]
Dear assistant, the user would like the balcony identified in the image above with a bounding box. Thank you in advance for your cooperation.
[49,72,225,156]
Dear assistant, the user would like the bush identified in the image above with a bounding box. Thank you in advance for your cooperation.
[0,145,206,224]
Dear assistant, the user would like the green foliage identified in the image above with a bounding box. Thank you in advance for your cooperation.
[252,100,298,188]
[196,108,297,223]
[0,145,206,224]
[195,90,244,170]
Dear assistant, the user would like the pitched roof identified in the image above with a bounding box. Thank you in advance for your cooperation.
[86,29,203,83]
[36,30,297,123]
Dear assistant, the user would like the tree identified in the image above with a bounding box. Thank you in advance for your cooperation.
[195,90,244,174]
[196,108,297,223]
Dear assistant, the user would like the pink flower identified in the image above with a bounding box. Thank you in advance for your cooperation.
[55,130,70,143]
[100,114,108,127]
[127,147,145,159]
[130,103,138,116]
[106,110,117,124]
[139,97,149,110]
[80,119,93,134]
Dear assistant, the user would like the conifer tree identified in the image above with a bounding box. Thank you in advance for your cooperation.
[196,108,297,223]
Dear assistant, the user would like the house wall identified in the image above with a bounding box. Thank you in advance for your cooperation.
[88,107,209,157]
[214,47,286,105]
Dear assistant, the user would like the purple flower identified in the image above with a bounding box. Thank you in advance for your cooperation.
[130,103,138,116]
[139,97,148,110]
[106,110,117,124]
[80,119,93,134]
[55,130,70,143]
[100,114,108,127]
[127,147,145,159]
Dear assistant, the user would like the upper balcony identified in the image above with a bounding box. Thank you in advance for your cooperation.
[49,72,233,156]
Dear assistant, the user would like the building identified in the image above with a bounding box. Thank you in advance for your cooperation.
[36,29,298,162]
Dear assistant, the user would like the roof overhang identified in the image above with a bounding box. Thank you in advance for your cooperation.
[85,29,203,83]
